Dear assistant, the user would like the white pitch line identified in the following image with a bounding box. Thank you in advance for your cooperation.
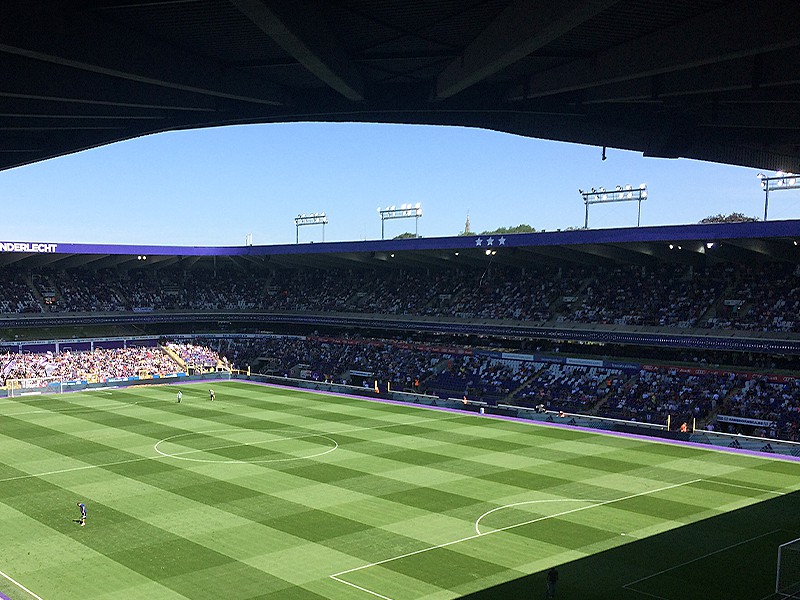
[329,575,395,600]
[474,499,604,535]
[0,568,46,600]
[620,587,670,600]
[330,478,703,591]
[154,431,340,464]
[0,454,155,484]
[623,529,782,591]
[704,480,788,496]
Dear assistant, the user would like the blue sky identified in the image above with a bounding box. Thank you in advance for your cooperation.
[0,122,795,247]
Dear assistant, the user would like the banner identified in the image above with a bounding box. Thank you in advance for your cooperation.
[0,241,57,253]
[716,414,776,428]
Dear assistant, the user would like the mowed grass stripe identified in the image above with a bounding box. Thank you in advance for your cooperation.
[0,470,297,599]
[2,381,800,600]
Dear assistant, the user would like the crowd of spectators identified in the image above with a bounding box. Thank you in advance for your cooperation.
[723,376,800,440]
[514,364,624,414]
[0,262,798,332]
[704,263,800,332]
[426,355,538,403]
[563,264,728,327]
[599,367,740,425]
[0,270,42,313]
[0,345,179,384]
[201,335,446,392]
[166,342,222,368]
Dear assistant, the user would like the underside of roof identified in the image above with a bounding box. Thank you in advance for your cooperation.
[1,0,799,172]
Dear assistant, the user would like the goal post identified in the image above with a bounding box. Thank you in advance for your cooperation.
[777,537,800,597]
[5,375,64,397]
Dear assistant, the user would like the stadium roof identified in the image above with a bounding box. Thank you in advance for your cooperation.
[1,1,799,173]
[2,220,799,270]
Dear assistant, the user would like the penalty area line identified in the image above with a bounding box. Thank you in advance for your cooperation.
[329,575,394,600]
[622,529,783,595]
[0,569,46,600]
[330,479,702,597]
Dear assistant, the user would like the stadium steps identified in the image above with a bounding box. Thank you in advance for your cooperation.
[161,344,186,369]
[26,274,48,311]
[698,282,739,326]
[546,277,592,322]
[504,369,545,405]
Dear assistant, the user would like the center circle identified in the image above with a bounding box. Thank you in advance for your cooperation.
[153,428,338,463]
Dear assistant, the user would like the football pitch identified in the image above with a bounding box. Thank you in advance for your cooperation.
[1,381,798,600]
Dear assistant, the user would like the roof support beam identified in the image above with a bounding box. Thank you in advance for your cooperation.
[0,96,168,120]
[230,0,364,101]
[0,59,218,112]
[436,0,620,99]
[0,134,45,153]
[0,3,289,106]
[697,104,800,130]
[510,0,800,100]
[579,49,800,105]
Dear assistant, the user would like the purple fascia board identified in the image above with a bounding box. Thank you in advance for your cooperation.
[2,219,798,258]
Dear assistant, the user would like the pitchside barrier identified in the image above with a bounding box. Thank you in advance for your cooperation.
[690,430,800,458]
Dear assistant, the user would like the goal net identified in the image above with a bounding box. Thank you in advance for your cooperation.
[6,375,64,397]
[777,538,800,597]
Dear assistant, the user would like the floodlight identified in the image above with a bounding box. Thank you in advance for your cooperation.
[757,172,800,220]
[294,211,328,243]
[580,184,647,228]
[378,203,423,239]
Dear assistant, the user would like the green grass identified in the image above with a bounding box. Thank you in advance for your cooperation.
[0,381,798,600]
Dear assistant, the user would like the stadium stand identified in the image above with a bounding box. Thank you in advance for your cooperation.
[2,236,799,445]
[0,346,186,384]
[2,262,800,333]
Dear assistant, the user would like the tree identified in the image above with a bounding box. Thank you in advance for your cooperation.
[479,224,536,235]
[699,213,759,224]
[393,232,418,239]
